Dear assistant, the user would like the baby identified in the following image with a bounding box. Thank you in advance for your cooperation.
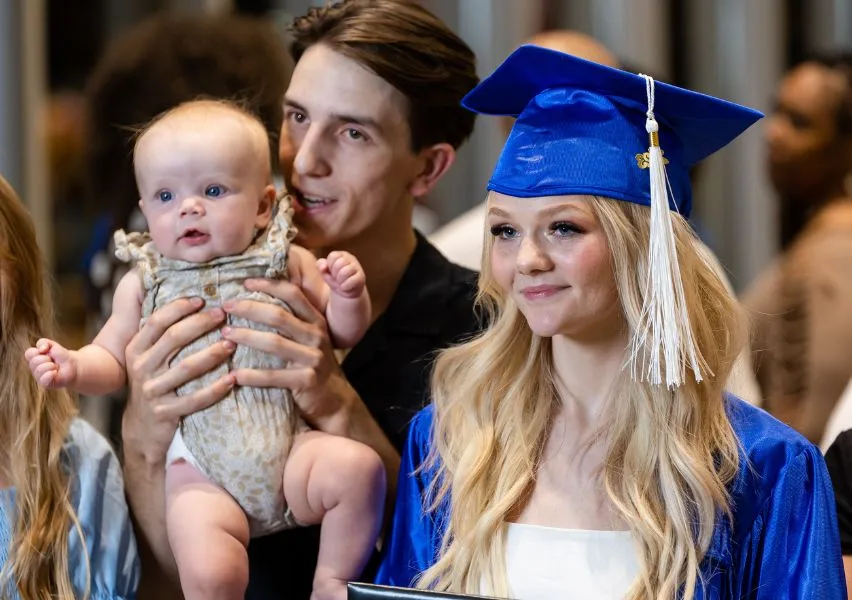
[26,100,384,600]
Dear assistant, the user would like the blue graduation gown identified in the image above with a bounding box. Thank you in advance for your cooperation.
[377,397,847,599]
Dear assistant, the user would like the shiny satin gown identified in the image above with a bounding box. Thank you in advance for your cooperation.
[377,397,847,599]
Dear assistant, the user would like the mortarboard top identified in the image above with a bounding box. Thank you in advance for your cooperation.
[462,44,763,218]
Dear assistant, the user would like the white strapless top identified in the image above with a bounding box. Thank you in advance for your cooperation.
[482,523,639,600]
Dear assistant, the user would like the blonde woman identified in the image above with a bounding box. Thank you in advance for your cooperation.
[0,174,140,599]
[376,47,845,599]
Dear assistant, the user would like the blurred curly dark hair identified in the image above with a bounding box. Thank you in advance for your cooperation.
[84,11,292,229]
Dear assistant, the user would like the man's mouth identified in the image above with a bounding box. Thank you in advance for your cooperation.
[294,190,337,210]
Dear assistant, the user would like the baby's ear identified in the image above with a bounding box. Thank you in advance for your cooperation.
[255,185,276,228]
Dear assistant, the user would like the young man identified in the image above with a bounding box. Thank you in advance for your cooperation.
[118,2,482,598]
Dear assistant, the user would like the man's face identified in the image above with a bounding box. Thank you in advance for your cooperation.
[279,44,425,251]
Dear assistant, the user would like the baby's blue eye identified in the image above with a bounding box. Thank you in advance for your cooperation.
[205,184,225,197]
[157,190,174,203]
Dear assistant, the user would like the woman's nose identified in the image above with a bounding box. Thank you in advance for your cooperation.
[516,236,553,274]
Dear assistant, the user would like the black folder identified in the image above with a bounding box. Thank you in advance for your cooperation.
[348,583,496,599]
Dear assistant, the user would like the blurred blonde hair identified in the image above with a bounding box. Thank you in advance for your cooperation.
[419,194,744,600]
[0,175,87,599]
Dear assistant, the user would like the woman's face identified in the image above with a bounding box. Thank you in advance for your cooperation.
[765,62,849,201]
[279,44,426,251]
[487,193,620,339]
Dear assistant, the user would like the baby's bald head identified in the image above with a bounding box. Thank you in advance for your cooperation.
[134,99,273,185]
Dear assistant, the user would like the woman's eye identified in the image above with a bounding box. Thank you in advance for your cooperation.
[205,185,225,198]
[552,222,581,236]
[490,224,518,240]
[157,190,173,203]
[288,110,306,124]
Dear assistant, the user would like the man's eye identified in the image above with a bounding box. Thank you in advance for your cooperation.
[205,185,225,197]
[346,128,365,141]
[157,190,173,202]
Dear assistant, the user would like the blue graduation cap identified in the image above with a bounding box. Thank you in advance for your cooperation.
[463,45,763,388]
[462,44,763,218]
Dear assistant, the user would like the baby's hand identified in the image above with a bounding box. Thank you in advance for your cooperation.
[24,338,78,389]
[317,251,366,299]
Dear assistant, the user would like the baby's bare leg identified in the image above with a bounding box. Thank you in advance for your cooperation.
[284,430,386,600]
[166,460,250,600]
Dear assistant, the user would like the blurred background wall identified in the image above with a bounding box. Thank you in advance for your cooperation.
[1,0,850,312]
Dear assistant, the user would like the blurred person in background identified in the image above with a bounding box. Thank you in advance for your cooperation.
[744,52,852,444]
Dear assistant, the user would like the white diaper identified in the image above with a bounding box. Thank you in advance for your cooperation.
[166,429,203,471]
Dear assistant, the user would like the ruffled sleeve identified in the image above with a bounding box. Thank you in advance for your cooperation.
[375,405,445,588]
[264,193,297,279]
[65,419,140,599]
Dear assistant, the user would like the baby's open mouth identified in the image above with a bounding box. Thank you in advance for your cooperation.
[180,229,210,245]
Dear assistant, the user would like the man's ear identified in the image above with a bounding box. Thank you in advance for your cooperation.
[255,184,276,229]
[408,143,456,198]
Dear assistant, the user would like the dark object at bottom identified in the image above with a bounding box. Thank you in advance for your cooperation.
[348,583,496,599]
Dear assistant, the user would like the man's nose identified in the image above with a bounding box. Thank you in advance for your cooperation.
[292,126,331,178]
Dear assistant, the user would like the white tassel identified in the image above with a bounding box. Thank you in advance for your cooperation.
[629,75,703,389]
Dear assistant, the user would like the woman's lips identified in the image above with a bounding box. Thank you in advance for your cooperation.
[520,285,565,300]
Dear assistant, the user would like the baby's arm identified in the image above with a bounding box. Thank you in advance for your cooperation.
[289,246,371,349]
[26,271,143,395]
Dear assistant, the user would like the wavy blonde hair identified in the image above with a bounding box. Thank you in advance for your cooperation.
[419,195,744,599]
[0,176,87,599]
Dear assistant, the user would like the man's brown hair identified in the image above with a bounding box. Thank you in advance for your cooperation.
[290,0,479,151]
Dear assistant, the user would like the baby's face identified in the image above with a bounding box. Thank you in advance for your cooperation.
[135,108,273,263]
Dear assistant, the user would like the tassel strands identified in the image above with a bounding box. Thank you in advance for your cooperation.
[629,75,703,389]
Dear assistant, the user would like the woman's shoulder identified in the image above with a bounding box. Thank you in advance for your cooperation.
[406,404,435,453]
[64,418,141,599]
[64,418,123,486]
[726,395,814,455]
[724,395,826,511]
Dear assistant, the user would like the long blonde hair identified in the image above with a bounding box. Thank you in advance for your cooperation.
[0,176,87,599]
[420,195,744,599]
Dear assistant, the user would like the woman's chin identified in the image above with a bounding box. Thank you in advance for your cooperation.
[523,318,566,339]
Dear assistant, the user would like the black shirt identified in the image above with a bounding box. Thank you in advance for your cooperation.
[824,429,852,553]
[246,233,481,599]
